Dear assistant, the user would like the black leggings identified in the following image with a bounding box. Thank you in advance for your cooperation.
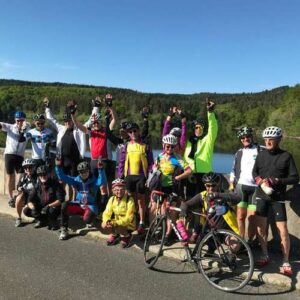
[23,205,61,222]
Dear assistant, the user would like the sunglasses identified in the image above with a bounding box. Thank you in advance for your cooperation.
[195,126,203,129]
[165,145,175,149]
[36,122,45,126]
[24,166,33,170]
[241,135,251,140]
[128,129,138,134]
[38,173,47,176]
[114,187,125,192]
[205,183,217,188]
[16,119,24,123]
[79,170,89,175]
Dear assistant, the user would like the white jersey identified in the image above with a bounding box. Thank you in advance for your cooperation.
[26,128,56,160]
[0,122,30,157]
[238,147,259,186]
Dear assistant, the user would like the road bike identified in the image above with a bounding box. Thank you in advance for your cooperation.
[143,190,254,292]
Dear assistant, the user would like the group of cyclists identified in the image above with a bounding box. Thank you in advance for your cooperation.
[0,94,298,275]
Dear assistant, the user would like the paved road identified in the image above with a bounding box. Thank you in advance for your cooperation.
[0,214,299,300]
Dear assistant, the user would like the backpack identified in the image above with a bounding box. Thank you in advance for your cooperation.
[146,169,162,190]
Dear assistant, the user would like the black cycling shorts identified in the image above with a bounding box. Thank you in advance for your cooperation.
[125,175,146,194]
[5,154,23,174]
[255,198,287,222]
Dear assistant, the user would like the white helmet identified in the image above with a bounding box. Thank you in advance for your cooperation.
[262,126,282,139]
[170,127,181,137]
[162,134,177,145]
[22,158,36,167]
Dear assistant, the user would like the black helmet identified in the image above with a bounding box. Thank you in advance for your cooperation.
[192,118,207,130]
[33,114,46,121]
[237,126,253,139]
[202,172,221,185]
[119,121,128,130]
[126,122,139,131]
[77,161,90,172]
[63,112,72,121]
[36,165,49,175]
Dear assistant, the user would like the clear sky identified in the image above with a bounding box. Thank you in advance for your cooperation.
[0,0,299,94]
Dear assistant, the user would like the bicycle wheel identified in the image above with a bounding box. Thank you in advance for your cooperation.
[197,229,254,292]
[143,215,166,269]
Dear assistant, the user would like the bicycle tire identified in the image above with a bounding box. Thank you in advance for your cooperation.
[143,215,166,269]
[197,229,254,292]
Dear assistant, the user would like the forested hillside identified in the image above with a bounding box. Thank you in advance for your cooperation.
[0,79,299,151]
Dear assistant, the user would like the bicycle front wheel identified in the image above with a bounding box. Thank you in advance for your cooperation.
[197,229,254,292]
[143,215,166,269]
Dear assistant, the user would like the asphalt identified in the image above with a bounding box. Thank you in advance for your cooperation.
[1,193,300,291]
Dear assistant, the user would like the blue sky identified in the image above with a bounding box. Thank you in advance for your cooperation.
[0,0,299,94]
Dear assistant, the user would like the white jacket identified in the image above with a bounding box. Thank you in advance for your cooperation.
[0,122,30,156]
[45,108,86,158]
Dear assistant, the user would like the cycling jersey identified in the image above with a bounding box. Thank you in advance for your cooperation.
[102,195,136,230]
[184,111,218,173]
[156,153,188,187]
[0,122,30,156]
[88,129,108,160]
[252,148,299,201]
[55,166,107,214]
[26,128,56,160]
[17,174,37,195]
[230,144,262,186]
[118,141,153,178]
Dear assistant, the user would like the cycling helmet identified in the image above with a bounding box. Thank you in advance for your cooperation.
[119,121,128,130]
[126,122,139,131]
[162,134,178,145]
[237,126,253,139]
[262,126,282,139]
[91,112,101,122]
[170,127,182,137]
[63,112,72,121]
[33,114,46,121]
[112,178,126,188]
[14,111,26,119]
[202,172,221,185]
[192,118,206,129]
[22,158,36,168]
[77,161,90,172]
[36,165,49,175]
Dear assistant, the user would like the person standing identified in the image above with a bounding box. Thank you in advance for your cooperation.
[252,126,299,276]
[0,111,30,207]
[184,100,218,196]
[229,126,263,244]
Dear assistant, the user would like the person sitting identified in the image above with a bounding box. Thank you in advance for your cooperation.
[149,134,192,245]
[178,172,241,245]
[15,159,38,227]
[102,178,136,248]
[55,160,107,240]
[23,165,64,230]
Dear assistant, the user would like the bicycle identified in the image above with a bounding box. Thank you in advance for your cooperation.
[143,190,254,292]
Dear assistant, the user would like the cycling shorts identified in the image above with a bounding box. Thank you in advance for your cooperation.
[255,198,287,222]
[5,154,23,174]
[125,175,146,194]
[236,184,256,211]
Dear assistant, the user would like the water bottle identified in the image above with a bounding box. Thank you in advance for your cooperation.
[176,220,189,241]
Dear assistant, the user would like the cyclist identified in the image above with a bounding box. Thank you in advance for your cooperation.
[162,106,187,156]
[118,122,154,235]
[55,160,107,240]
[0,111,31,207]
[150,134,192,245]
[252,126,299,276]
[102,178,136,248]
[178,172,241,245]
[14,159,37,227]
[229,126,263,245]
[23,164,64,230]
[184,100,218,196]
[26,113,56,167]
